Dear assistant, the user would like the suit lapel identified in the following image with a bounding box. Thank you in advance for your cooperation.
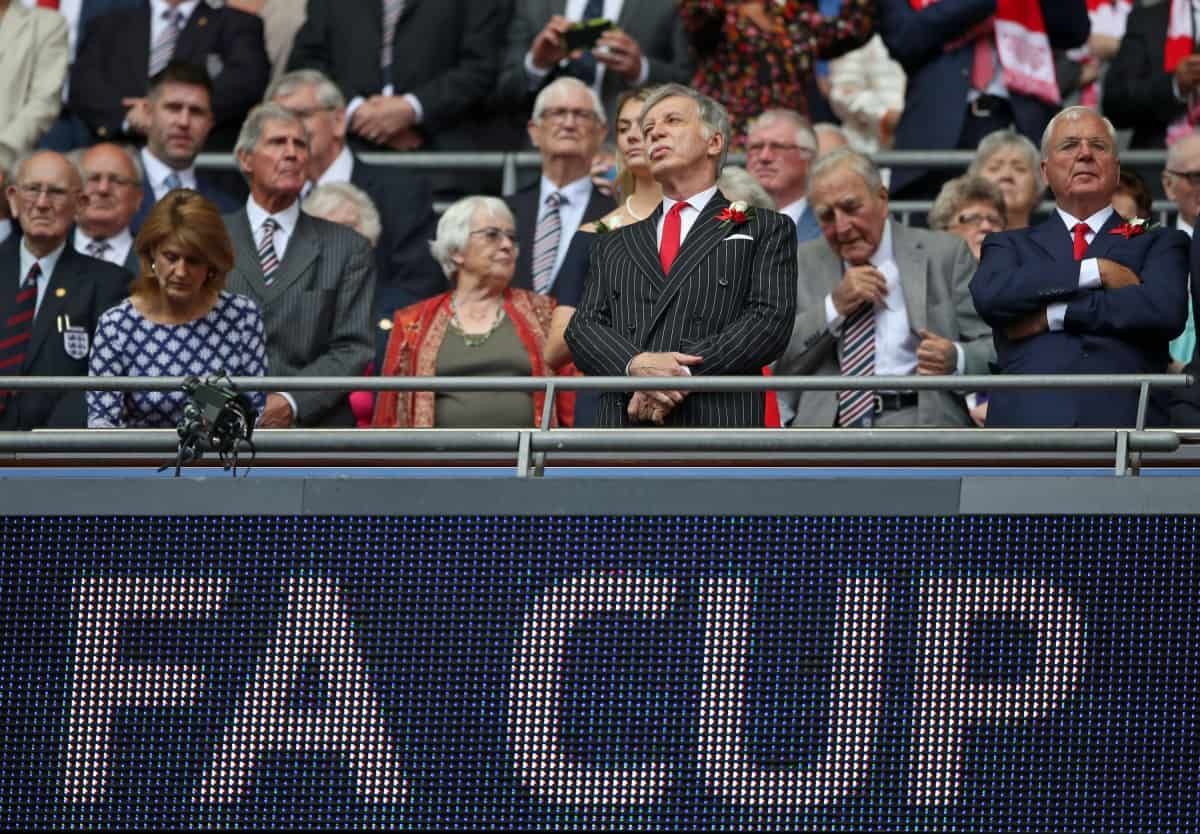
[1029,213,1075,263]
[26,249,78,370]
[623,206,663,287]
[176,1,213,58]
[1082,211,1127,261]
[398,0,418,22]
[512,188,538,291]
[262,213,319,303]
[228,209,266,305]
[645,192,731,335]
[891,223,928,333]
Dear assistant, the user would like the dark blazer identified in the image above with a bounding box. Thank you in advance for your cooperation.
[971,211,1189,428]
[0,238,129,430]
[1102,2,1183,150]
[565,191,797,427]
[69,0,270,149]
[879,0,1090,192]
[495,0,693,120]
[223,208,376,427]
[130,168,238,233]
[288,0,510,151]
[1171,231,1200,426]
[505,182,614,293]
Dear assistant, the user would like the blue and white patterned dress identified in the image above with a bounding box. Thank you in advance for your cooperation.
[87,291,268,428]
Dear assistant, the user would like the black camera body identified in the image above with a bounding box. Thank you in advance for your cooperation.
[176,373,257,470]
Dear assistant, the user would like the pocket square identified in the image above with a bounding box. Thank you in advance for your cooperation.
[723,234,754,242]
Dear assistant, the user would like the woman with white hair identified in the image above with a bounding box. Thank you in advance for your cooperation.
[968,129,1045,231]
[372,196,573,428]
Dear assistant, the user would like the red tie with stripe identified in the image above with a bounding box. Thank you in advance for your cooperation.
[1072,222,1089,261]
[659,202,688,275]
[0,264,40,414]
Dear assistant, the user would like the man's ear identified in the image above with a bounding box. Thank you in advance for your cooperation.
[236,149,253,177]
[527,120,542,150]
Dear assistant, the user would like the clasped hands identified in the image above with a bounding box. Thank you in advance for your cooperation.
[833,265,958,375]
[1004,258,1141,341]
[350,96,422,150]
[626,351,702,425]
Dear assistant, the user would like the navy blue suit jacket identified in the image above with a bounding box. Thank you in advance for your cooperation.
[879,0,1090,192]
[971,211,1189,427]
[129,171,238,233]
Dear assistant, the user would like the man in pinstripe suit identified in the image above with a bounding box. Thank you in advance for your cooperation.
[565,84,797,427]
[224,103,375,428]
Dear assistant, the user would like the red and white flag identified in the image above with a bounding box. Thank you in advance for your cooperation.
[1165,0,1194,73]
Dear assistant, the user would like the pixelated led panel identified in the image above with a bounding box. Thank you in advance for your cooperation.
[0,515,1197,830]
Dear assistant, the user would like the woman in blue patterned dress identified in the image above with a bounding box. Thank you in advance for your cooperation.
[87,190,268,428]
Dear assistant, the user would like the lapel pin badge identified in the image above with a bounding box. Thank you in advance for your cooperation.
[55,287,66,298]
[198,16,207,25]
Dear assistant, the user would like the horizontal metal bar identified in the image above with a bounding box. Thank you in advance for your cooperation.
[13,374,1192,392]
[0,428,1177,455]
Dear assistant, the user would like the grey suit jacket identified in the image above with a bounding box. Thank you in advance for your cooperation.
[774,222,993,427]
[495,0,693,120]
[224,208,375,427]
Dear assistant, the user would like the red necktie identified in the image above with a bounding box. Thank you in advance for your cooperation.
[1072,222,1089,261]
[971,36,995,91]
[0,264,39,414]
[659,202,688,275]
[36,0,59,8]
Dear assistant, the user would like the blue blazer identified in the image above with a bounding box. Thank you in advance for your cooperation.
[971,211,1189,427]
[129,171,238,233]
[879,0,1090,192]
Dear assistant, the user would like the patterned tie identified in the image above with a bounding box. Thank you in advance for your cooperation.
[380,0,405,78]
[86,239,111,261]
[163,171,182,192]
[1072,222,1089,261]
[566,0,605,84]
[148,7,185,78]
[836,304,876,427]
[0,265,40,413]
[659,202,687,275]
[258,218,280,286]
[531,192,563,294]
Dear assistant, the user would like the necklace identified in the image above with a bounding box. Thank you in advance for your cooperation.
[626,196,650,221]
[449,294,505,348]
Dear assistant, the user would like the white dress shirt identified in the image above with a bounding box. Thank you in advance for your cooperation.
[1046,205,1114,331]
[74,228,134,269]
[141,147,197,201]
[655,184,720,248]
[823,220,966,377]
[523,0,649,93]
[778,197,809,230]
[539,173,595,287]
[0,220,11,247]
[316,145,355,187]
[17,239,65,317]
[1178,215,1194,238]
[246,194,301,263]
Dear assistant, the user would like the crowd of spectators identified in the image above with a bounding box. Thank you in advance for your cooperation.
[0,0,1198,433]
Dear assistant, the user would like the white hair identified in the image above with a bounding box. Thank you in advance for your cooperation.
[808,147,884,197]
[267,69,346,110]
[717,166,775,209]
[429,195,513,279]
[750,109,817,153]
[303,181,382,247]
[968,129,1046,193]
[639,83,733,173]
[1039,106,1118,159]
[531,77,606,125]
[235,102,308,159]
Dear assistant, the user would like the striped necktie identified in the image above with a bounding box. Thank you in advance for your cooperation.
[531,192,563,294]
[0,264,40,414]
[836,304,876,427]
[164,171,183,192]
[380,0,405,79]
[86,239,111,261]
[258,218,280,286]
[149,7,185,78]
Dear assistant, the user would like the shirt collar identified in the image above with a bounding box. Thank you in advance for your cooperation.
[19,238,67,284]
[316,145,354,186]
[661,184,720,216]
[141,146,194,191]
[246,194,301,238]
[868,219,896,269]
[75,226,133,256]
[0,219,11,245]
[1177,215,1194,238]
[149,0,199,24]
[1056,204,1114,235]
[539,173,594,208]
[779,197,808,225]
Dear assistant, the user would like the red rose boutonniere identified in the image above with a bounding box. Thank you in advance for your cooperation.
[1110,217,1151,239]
[717,200,754,228]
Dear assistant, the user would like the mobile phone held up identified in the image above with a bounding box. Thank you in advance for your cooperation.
[562,18,614,54]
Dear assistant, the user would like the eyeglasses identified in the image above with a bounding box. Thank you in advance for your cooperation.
[286,105,337,120]
[1167,169,1200,187]
[746,140,815,156]
[84,173,140,189]
[16,183,76,203]
[470,227,519,246]
[540,107,599,124]
[955,211,1005,228]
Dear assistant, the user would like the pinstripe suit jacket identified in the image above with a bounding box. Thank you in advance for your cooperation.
[224,207,375,427]
[565,191,798,427]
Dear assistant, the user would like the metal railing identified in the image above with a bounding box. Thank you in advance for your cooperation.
[3,374,1191,477]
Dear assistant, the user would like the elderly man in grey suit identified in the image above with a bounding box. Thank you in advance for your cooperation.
[496,0,693,122]
[225,103,375,428]
[775,148,992,427]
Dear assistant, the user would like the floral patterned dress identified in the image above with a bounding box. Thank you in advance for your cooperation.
[677,0,876,143]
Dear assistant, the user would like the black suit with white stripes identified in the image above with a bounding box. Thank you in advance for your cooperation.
[565,191,797,427]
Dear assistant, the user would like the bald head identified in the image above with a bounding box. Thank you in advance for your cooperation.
[1164,132,1200,227]
[7,152,83,256]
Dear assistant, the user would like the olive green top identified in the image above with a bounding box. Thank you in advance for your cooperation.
[434,316,535,428]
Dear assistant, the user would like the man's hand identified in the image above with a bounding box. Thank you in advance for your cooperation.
[530,15,571,70]
[350,95,415,145]
[595,28,645,82]
[831,265,887,317]
[259,393,295,428]
[1097,258,1141,289]
[122,97,151,135]
[915,328,957,375]
[1005,309,1049,341]
[385,128,423,151]
[628,350,703,411]
[627,392,669,424]
[1175,54,1200,96]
